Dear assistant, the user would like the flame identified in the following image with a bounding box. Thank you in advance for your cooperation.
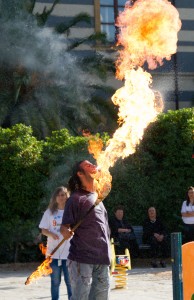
[25,256,52,285]
[25,244,52,285]
[116,0,182,78]
[88,138,103,160]
[39,243,47,256]
[89,0,181,200]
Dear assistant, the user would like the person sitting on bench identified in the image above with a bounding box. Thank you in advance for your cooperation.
[143,206,169,268]
[109,206,139,258]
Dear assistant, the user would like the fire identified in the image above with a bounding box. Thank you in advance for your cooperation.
[39,243,47,256]
[87,136,112,201]
[25,244,52,285]
[89,0,181,200]
[25,256,52,285]
[116,0,182,78]
[88,138,103,160]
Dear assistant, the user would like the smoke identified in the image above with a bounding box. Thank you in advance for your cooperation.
[0,1,105,138]
[0,18,90,101]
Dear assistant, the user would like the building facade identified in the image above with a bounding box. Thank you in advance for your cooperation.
[34,0,194,110]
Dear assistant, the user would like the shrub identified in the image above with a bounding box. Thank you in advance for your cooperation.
[0,124,44,262]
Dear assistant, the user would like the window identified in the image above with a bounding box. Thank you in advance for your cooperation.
[100,0,126,41]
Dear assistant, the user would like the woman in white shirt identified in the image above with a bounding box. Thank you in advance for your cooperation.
[181,186,194,243]
[39,186,72,300]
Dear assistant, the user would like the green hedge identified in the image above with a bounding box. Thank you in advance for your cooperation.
[0,124,44,262]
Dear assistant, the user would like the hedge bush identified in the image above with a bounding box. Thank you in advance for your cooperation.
[0,124,44,262]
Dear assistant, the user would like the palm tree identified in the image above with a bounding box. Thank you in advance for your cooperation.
[0,0,117,138]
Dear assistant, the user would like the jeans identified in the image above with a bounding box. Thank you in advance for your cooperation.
[67,259,110,300]
[50,259,72,300]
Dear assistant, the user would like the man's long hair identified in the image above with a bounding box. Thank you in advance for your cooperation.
[68,161,84,194]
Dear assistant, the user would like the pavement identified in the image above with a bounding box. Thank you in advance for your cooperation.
[0,261,173,300]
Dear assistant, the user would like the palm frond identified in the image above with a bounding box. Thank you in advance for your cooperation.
[67,32,107,51]
[25,0,36,14]
[55,13,91,34]
[35,0,60,26]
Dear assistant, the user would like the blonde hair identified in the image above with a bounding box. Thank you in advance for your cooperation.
[48,186,69,214]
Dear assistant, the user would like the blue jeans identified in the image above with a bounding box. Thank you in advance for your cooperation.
[67,259,110,300]
[50,259,72,300]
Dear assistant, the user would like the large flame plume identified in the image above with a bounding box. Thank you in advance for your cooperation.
[116,0,182,77]
[90,0,181,200]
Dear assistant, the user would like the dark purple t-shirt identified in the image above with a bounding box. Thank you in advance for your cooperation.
[62,189,111,265]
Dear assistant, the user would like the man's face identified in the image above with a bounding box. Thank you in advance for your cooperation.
[115,209,124,220]
[148,207,156,220]
[79,160,97,177]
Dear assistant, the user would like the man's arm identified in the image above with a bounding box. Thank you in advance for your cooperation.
[118,220,132,233]
[60,224,73,240]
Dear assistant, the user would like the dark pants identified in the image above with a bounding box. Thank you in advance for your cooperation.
[148,236,169,259]
[115,238,140,258]
[183,224,194,243]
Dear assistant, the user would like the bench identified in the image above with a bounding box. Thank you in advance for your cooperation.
[132,225,151,256]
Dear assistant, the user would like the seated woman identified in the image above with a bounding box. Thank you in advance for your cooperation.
[143,207,169,268]
[109,206,139,258]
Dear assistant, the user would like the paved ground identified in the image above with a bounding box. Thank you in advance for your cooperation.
[0,261,173,300]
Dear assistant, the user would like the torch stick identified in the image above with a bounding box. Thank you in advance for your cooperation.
[25,200,100,285]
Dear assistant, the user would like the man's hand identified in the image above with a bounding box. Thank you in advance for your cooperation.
[154,233,164,242]
[60,224,73,239]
